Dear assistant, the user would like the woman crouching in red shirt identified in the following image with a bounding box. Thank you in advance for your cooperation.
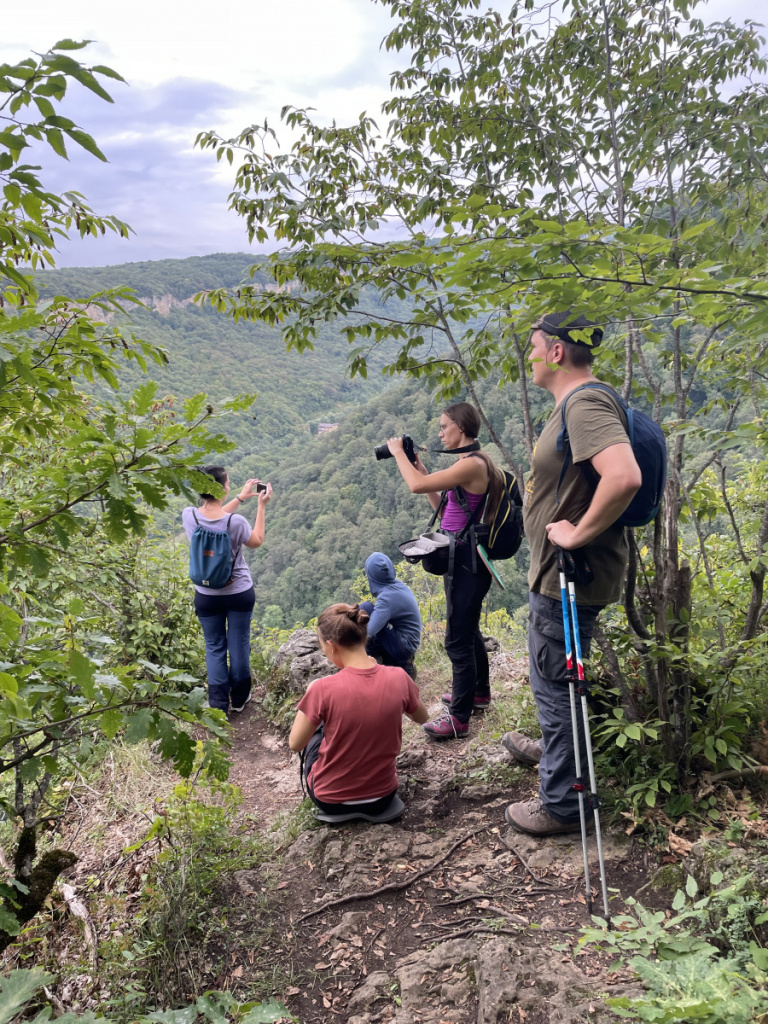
[288,603,429,816]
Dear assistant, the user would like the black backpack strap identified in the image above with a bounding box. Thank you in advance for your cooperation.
[453,486,488,573]
[299,749,307,798]
[445,534,457,621]
[427,492,448,531]
[554,383,628,507]
[192,509,200,525]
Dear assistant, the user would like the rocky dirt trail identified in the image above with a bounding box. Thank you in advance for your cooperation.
[222,657,649,1024]
[29,636,652,1024]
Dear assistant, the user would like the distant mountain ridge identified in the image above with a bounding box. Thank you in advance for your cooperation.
[38,253,300,315]
[34,252,397,468]
[36,252,267,302]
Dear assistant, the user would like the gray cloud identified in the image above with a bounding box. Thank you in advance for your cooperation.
[25,77,258,266]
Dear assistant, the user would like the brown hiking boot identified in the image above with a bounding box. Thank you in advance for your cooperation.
[501,731,542,766]
[505,798,585,836]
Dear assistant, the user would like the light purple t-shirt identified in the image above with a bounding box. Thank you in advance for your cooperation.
[181,507,254,596]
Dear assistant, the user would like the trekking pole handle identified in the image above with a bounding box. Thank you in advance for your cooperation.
[556,546,577,581]
[556,545,595,587]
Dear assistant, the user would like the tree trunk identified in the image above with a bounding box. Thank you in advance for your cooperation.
[0,825,78,953]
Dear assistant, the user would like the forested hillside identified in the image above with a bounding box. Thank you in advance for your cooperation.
[35,254,400,460]
[37,253,541,622]
[234,374,545,624]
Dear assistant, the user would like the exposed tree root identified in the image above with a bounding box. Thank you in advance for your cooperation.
[500,835,558,886]
[296,826,489,924]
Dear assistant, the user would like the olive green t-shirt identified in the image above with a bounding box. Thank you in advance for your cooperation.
[524,384,630,606]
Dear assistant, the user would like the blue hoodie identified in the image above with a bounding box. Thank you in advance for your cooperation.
[364,553,422,655]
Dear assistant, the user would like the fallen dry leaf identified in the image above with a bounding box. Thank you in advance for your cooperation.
[668,833,694,856]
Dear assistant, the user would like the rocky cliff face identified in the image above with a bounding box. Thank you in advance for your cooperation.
[82,278,297,320]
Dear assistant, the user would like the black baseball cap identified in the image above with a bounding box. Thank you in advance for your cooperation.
[535,311,604,348]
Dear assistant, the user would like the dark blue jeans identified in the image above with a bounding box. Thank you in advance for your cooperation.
[528,590,602,823]
[194,588,255,711]
[445,544,492,724]
[359,601,413,668]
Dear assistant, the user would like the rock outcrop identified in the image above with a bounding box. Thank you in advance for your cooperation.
[274,629,337,693]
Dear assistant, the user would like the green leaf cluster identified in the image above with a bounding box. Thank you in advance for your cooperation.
[0,44,250,948]
[0,968,295,1024]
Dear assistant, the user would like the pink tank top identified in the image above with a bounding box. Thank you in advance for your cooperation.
[441,489,485,533]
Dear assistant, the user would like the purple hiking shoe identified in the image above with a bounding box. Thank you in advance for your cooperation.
[422,713,469,741]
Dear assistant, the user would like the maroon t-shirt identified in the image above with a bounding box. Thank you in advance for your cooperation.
[297,664,421,802]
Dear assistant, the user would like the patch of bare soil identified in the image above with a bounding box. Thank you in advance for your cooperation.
[227,701,301,820]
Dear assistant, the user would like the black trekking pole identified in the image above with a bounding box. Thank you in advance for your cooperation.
[557,547,611,927]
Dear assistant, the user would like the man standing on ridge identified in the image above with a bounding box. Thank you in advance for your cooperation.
[503,312,642,836]
[360,552,422,680]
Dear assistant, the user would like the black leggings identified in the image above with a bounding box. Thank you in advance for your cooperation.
[302,727,397,815]
[444,543,492,723]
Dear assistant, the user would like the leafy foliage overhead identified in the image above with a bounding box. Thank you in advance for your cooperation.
[0,44,240,948]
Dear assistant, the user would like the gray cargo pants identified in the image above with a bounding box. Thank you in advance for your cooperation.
[528,590,602,823]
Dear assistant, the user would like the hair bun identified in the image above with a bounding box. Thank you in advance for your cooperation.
[346,603,370,626]
[317,602,369,648]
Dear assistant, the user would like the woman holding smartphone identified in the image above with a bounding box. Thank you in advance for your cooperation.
[181,465,272,714]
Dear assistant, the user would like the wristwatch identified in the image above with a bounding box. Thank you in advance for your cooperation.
[236,495,245,503]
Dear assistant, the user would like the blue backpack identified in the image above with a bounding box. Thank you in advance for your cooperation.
[188,511,237,588]
[556,383,667,528]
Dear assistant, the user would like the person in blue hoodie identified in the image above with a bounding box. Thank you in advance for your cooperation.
[360,552,422,680]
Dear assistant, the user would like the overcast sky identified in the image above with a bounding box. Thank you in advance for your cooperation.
[2,0,762,268]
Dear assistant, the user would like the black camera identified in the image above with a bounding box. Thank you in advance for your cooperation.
[375,434,417,464]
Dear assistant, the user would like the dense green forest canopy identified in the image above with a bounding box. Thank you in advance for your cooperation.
[35,254,406,471]
[237,374,537,624]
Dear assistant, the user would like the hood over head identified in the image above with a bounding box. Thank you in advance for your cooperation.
[365,552,396,594]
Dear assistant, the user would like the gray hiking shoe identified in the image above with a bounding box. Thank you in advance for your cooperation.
[230,692,253,714]
[505,797,585,836]
[501,731,542,766]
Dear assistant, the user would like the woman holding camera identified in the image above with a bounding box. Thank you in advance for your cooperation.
[387,403,506,740]
[288,603,429,815]
[182,465,272,714]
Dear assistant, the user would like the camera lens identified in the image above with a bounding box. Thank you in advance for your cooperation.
[374,443,392,461]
